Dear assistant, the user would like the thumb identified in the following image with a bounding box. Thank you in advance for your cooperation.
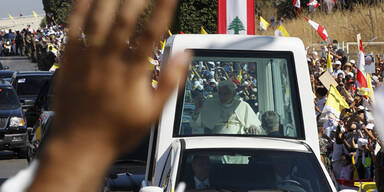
[152,51,192,117]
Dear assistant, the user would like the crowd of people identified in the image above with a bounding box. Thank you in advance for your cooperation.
[309,41,383,186]
[0,24,64,71]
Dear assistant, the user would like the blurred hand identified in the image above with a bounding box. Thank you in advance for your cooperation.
[247,126,261,134]
[29,0,191,191]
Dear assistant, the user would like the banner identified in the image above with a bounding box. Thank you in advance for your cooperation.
[218,0,255,35]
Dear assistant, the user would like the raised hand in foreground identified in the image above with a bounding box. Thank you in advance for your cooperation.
[28,0,190,191]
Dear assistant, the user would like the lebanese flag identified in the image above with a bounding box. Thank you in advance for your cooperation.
[356,34,368,89]
[307,0,320,8]
[218,0,255,35]
[293,0,301,8]
[304,17,328,41]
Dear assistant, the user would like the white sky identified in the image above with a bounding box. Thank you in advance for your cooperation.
[0,0,44,19]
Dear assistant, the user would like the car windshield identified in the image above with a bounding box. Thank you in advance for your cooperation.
[0,88,20,109]
[174,50,303,139]
[178,149,331,192]
[16,76,51,96]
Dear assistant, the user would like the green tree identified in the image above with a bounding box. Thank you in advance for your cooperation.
[42,0,73,25]
[227,16,245,34]
[171,0,218,34]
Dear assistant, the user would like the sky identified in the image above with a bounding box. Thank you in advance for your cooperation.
[0,0,44,19]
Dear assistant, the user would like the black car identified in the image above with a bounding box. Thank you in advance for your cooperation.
[0,79,28,156]
[0,70,15,82]
[10,71,53,126]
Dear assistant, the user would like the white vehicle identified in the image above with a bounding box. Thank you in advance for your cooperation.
[143,137,340,192]
[144,35,336,191]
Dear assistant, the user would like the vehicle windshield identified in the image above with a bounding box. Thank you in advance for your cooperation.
[174,50,303,139]
[177,149,331,192]
[16,76,51,96]
[0,88,20,109]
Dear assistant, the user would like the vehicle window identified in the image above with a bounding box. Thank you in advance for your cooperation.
[0,88,20,109]
[178,149,331,192]
[0,73,13,79]
[16,76,51,96]
[174,50,303,139]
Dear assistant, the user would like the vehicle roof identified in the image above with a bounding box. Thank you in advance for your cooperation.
[168,34,305,53]
[181,137,310,152]
[14,71,53,76]
[0,70,15,75]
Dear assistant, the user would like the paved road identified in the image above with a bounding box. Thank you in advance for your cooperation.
[0,151,28,183]
[0,56,38,72]
[0,56,36,184]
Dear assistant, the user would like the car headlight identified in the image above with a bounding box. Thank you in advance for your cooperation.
[10,117,25,127]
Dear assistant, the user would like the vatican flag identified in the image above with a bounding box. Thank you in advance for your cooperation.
[201,26,208,34]
[274,25,290,37]
[321,84,350,119]
[259,16,270,31]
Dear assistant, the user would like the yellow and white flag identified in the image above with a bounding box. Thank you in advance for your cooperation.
[168,30,172,37]
[237,69,242,81]
[33,11,39,18]
[8,14,14,20]
[321,84,349,119]
[201,26,208,34]
[159,40,166,51]
[367,73,375,102]
[259,16,270,31]
[327,50,333,73]
[274,25,289,37]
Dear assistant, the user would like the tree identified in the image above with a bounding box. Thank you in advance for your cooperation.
[228,16,245,34]
[42,0,73,25]
[171,0,217,34]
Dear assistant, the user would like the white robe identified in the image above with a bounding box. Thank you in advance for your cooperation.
[191,95,262,135]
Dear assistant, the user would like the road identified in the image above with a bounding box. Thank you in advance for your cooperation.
[0,56,38,72]
[0,56,37,184]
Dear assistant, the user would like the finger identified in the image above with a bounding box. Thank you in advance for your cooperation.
[133,0,178,62]
[84,0,120,49]
[107,0,149,54]
[151,52,191,118]
[67,0,93,47]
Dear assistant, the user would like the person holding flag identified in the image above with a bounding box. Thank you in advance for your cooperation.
[356,34,369,96]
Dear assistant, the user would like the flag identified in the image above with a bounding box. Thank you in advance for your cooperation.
[274,25,290,37]
[259,16,270,31]
[168,30,172,37]
[293,0,301,8]
[304,17,328,41]
[322,84,350,119]
[218,0,255,35]
[201,26,208,34]
[237,70,242,81]
[307,0,320,8]
[356,34,368,93]
[159,40,166,51]
[327,50,333,73]
[179,31,184,34]
[33,11,39,18]
[8,14,14,20]
[366,73,375,102]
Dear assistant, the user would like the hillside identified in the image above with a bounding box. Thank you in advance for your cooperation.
[260,3,384,55]
[0,15,44,31]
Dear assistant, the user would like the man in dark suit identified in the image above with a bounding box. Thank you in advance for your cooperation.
[185,155,211,190]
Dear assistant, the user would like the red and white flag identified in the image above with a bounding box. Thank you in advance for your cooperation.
[307,0,320,8]
[356,34,368,89]
[304,17,328,41]
[293,0,301,8]
[218,0,255,35]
